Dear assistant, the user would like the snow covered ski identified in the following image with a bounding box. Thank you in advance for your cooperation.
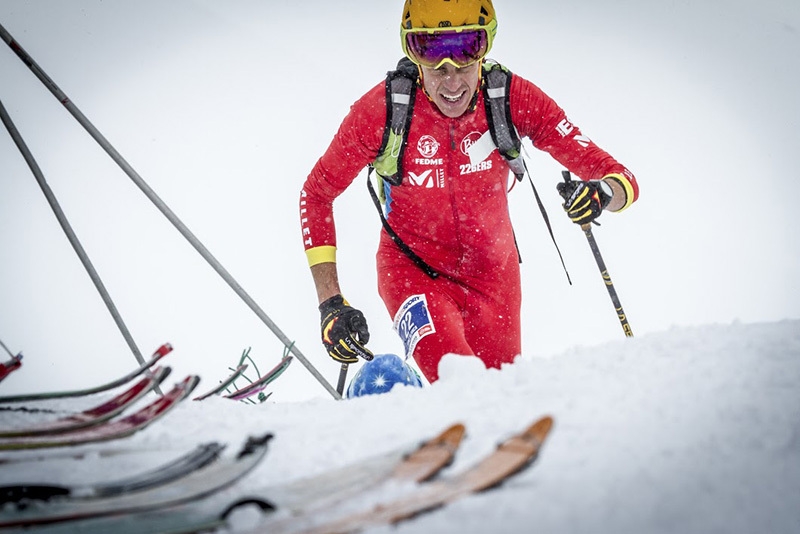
[193,363,248,401]
[286,415,554,534]
[0,375,199,450]
[0,433,271,528]
[0,367,170,438]
[225,355,292,401]
[0,440,225,504]
[0,344,173,403]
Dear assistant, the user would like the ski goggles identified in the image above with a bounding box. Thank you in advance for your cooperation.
[401,22,496,69]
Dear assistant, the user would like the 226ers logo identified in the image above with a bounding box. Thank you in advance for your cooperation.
[417,135,440,158]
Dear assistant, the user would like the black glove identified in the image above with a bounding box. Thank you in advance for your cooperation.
[319,295,374,364]
[556,178,613,226]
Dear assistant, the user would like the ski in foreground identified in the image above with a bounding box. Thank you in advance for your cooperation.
[0,440,225,504]
[0,433,271,528]
[31,416,552,534]
[21,422,466,534]
[276,415,554,534]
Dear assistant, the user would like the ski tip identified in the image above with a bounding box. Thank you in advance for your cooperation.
[524,415,554,444]
[153,343,174,358]
[438,423,466,449]
[146,365,172,385]
[393,422,467,483]
[238,433,274,458]
[179,375,202,398]
[415,422,466,452]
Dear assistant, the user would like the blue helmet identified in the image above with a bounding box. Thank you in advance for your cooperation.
[346,354,423,398]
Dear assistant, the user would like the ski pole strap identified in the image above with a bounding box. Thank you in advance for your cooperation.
[525,162,572,285]
[367,170,439,280]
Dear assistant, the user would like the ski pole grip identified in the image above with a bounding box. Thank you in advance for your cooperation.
[558,170,579,203]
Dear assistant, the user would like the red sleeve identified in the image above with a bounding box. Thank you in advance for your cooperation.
[509,74,639,205]
[300,82,386,263]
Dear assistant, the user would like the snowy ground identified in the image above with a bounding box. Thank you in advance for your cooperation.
[1,319,798,533]
[2,1,799,406]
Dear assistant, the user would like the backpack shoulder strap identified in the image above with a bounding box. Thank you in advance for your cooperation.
[366,59,439,279]
[372,57,418,187]
[482,60,526,180]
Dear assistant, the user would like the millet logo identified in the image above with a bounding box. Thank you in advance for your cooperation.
[408,169,445,188]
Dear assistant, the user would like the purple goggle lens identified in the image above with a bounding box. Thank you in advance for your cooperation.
[405,28,489,68]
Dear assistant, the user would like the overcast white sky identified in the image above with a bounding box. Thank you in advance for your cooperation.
[1,1,798,401]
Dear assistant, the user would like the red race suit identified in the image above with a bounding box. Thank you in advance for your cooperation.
[300,67,639,382]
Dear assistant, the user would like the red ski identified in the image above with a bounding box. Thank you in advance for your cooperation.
[0,375,199,450]
[0,343,173,403]
[0,367,170,438]
[0,353,23,384]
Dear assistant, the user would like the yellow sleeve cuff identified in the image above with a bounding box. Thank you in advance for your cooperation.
[306,246,337,267]
[603,173,635,212]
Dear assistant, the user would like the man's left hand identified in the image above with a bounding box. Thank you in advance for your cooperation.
[556,179,613,225]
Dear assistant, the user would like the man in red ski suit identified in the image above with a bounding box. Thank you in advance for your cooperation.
[300,0,639,383]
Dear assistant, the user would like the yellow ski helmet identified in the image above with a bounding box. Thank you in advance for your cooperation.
[400,0,498,69]
[401,0,497,30]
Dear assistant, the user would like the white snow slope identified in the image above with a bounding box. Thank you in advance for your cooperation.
[1,319,799,533]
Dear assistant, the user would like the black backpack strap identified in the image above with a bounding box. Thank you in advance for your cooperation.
[372,58,418,187]
[367,58,439,279]
[366,168,439,280]
[482,61,526,180]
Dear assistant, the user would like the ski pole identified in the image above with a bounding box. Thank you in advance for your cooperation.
[580,223,633,337]
[0,22,342,400]
[1,99,152,380]
[561,171,633,337]
[336,363,348,397]
[0,337,17,359]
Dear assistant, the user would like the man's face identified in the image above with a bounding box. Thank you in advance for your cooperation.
[420,62,481,118]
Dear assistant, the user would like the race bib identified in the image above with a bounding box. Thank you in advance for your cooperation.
[393,294,436,358]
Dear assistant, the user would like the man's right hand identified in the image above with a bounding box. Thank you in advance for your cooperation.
[319,295,374,364]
